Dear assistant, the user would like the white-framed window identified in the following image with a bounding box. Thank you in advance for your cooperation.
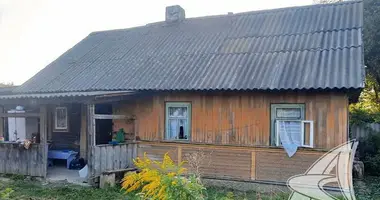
[270,104,314,148]
[54,106,69,132]
[165,102,191,140]
[276,120,314,148]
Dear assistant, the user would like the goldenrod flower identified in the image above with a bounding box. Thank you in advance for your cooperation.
[122,151,203,200]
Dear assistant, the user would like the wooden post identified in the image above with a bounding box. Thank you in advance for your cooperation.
[99,173,116,188]
[39,105,48,178]
[178,146,182,164]
[47,106,52,141]
[250,151,256,180]
[80,104,87,159]
[87,104,95,184]
[0,106,3,138]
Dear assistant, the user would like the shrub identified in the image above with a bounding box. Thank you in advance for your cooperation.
[349,106,380,126]
[122,152,206,200]
[0,188,14,199]
[358,133,380,176]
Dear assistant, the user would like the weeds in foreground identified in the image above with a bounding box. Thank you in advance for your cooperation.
[122,152,205,200]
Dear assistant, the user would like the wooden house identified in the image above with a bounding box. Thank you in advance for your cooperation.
[0,1,364,186]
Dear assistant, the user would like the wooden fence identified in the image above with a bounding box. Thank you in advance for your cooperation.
[0,143,47,177]
[89,142,137,177]
[351,123,380,139]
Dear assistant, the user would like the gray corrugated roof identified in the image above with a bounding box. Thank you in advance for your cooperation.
[0,86,18,95]
[0,90,134,99]
[16,1,364,93]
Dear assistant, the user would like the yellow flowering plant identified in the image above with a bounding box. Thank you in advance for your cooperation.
[122,152,205,200]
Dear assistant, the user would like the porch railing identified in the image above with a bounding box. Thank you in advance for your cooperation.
[0,143,47,177]
[89,142,137,178]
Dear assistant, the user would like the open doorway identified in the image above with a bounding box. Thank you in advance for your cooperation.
[95,104,113,145]
[46,103,87,184]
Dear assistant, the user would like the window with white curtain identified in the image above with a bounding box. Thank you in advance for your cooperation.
[276,120,314,148]
[165,102,191,140]
[270,104,314,148]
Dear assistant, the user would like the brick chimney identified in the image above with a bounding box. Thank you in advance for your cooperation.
[165,5,185,23]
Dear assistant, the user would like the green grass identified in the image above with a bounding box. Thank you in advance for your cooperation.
[205,186,288,200]
[354,176,380,200]
[0,177,378,200]
[0,179,289,200]
[0,180,125,200]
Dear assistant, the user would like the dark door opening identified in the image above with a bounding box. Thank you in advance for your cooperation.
[95,104,113,145]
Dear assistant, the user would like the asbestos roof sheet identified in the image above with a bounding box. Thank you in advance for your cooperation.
[0,90,134,99]
[15,1,364,93]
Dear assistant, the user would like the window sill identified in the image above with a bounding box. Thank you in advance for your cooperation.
[161,139,190,143]
[95,141,137,147]
[274,145,313,148]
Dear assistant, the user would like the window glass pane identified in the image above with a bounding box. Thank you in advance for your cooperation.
[276,108,301,119]
[278,121,302,146]
[56,108,67,128]
[168,119,178,139]
[169,107,187,117]
[178,119,188,139]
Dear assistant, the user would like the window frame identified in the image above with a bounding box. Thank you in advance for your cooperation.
[270,104,305,146]
[275,120,314,148]
[165,102,191,141]
[54,106,69,132]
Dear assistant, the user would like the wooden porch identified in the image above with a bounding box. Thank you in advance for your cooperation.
[0,92,138,182]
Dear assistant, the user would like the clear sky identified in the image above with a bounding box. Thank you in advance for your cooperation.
[0,0,312,85]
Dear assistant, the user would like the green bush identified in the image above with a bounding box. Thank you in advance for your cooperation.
[358,133,380,176]
[0,188,14,199]
[350,107,380,126]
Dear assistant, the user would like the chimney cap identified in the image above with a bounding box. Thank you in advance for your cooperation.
[166,5,185,23]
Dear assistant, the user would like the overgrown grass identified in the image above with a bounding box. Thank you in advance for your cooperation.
[0,177,378,200]
[0,180,125,200]
[205,186,288,200]
[0,179,289,200]
[354,176,380,200]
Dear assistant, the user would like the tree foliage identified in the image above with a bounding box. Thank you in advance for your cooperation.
[350,0,380,118]
[0,82,13,87]
[363,0,380,103]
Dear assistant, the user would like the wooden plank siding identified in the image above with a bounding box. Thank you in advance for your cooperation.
[90,143,137,177]
[0,143,47,177]
[114,91,348,149]
[138,142,326,183]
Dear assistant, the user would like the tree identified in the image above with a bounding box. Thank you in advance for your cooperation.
[363,0,380,104]
[350,0,380,113]
[0,82,13,87]
[349,0,380,118]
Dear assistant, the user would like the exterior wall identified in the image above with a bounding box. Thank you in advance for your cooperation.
[114,91,348,149]
[48,104,81,151]
[138,142,326,183]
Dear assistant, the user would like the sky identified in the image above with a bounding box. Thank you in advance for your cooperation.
[0,0,312,85]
